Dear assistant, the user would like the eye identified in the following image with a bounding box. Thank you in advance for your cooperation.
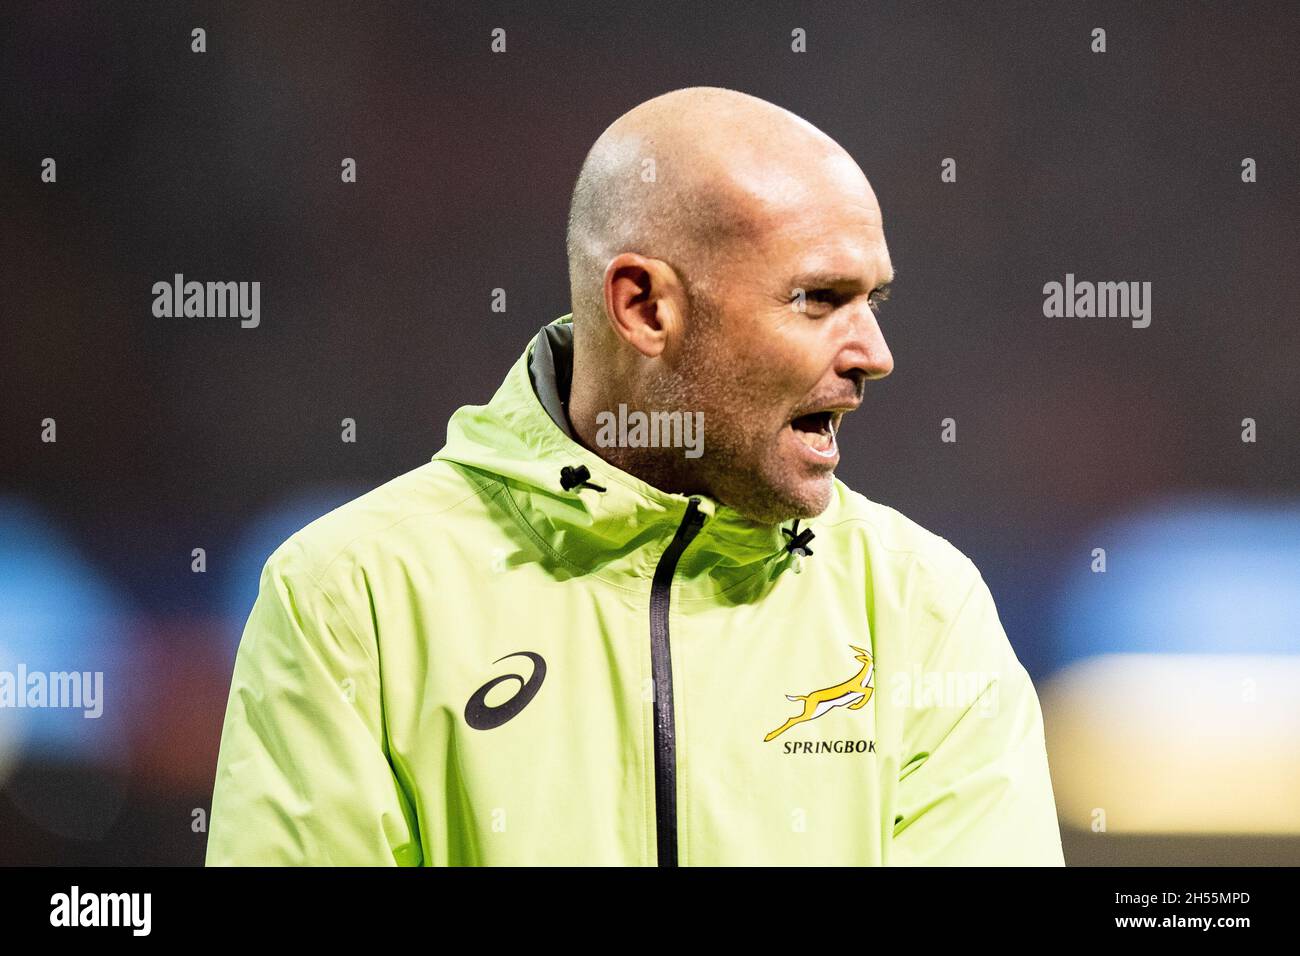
[791,288,844,312]
[789,286,890,315]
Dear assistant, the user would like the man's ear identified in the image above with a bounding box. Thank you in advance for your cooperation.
[602,253,686,359]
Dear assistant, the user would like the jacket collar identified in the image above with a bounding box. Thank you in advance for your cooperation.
[528,319,579,442]
[432,314,820,600]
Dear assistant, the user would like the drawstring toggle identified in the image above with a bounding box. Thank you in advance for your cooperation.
[559,464,607,493]
[782,519,816,574]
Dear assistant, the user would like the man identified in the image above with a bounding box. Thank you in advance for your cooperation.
[207,87,1065,866]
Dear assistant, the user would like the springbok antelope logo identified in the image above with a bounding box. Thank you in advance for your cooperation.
[764,645,874,742]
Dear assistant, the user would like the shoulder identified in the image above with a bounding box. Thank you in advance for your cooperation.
[822,479,979,595]
[825,482,1024,676]
[258,458,482,594]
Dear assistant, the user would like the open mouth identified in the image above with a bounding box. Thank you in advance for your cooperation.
[788,410,838,458]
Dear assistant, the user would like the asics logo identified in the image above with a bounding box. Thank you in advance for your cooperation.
[464,651,547,730]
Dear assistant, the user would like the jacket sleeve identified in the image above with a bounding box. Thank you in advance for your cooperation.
[205,538,423,866]
[890,563,1065,866]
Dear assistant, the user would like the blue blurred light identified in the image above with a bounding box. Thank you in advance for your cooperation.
[0,497,133,764]
[1051,494,1300,666]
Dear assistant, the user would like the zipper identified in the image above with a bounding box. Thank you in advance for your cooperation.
[648,496,706,867]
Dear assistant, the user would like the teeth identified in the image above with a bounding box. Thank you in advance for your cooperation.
[793,417,837,457]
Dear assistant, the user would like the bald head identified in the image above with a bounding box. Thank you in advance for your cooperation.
[565,87,852,348]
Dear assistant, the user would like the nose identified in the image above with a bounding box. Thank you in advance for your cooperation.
[836,303,894,384]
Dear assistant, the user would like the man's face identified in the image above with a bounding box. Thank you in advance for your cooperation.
[664,154,895,524]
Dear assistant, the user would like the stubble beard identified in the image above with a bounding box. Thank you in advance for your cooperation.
[651,295,835,527]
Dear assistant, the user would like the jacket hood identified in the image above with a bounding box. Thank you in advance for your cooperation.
[431,314,826,599]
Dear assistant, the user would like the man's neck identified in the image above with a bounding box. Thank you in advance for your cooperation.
[567,383,710,498]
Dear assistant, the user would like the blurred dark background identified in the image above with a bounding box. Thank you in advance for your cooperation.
[2,0,1297,864]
